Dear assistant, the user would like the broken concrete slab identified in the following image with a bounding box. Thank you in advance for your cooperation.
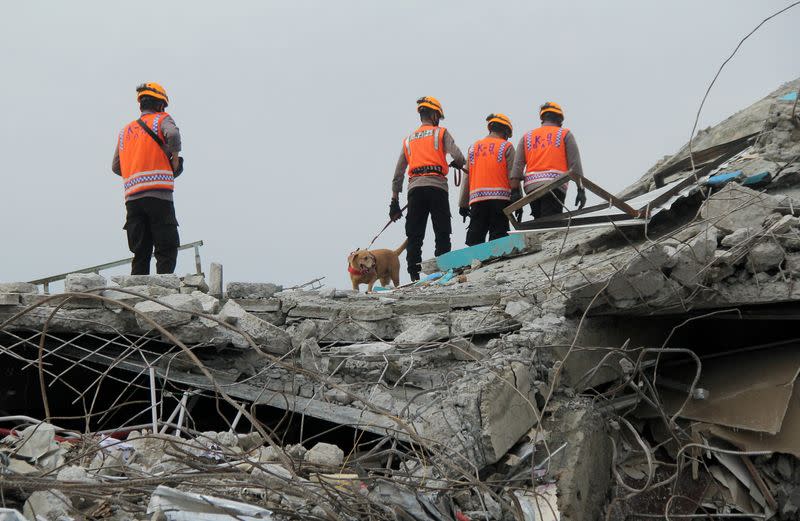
[0,282,38,294]
[479,362,537,464]
[64,272,106,293]
[112,274,181,290]
[0,293,21,306]
[22,490,73,521]
[394,319,449,344]
[134,293,204,330]
[208,262,223,298]
[746,239,785,273]
[391,300,450,315]
[235,298,282,313]
[219,299,292,353]
[304,442,344,466]
[226,282,283,299]
[700,183,782,234]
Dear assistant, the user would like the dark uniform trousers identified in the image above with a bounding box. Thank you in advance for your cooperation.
[124,196,180,275]
[466,200,510,246]
[530,189,567,219]
[405,186,451,278]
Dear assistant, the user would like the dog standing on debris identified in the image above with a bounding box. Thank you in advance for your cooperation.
[347,240,408,292]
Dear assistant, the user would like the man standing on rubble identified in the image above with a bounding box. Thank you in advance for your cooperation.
[458,113,520,245]
[112,82,183,275]
[511,102,587,218]
[390,96,466,281]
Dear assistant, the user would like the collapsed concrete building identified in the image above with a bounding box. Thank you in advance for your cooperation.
[0,78,799,520]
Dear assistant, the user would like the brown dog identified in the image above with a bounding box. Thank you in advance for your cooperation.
[347,240,408,292]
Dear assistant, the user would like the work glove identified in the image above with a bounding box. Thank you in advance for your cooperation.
[459,206,470,223]
[575,187,587,209]
[389,198,403,221]
[510,189,523,221]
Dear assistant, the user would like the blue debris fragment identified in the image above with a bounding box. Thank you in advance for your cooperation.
[780,92,798,102]
[742,171,771,186]
[706,171,744,186]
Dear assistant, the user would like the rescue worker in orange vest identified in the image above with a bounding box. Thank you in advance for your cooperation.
[510,102,587,218]
[458,113,520,245]
[390,96,466,281]
[112,82,183,275]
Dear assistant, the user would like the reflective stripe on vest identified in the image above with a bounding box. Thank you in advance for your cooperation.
[467,137,512,204]
[118,112,174,200]
[523,126,570,192]
[405,125,449,179]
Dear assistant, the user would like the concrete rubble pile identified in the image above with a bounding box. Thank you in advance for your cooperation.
[0,78,799,520]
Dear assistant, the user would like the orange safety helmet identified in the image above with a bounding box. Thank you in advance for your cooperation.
[539,101,563,119]
[136,82,169,106]
[417,96,444,119]
[486,113,513,136]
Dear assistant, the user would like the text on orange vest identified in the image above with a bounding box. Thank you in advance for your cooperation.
[467,136,512,204]
[523,126,570,192]
[404,125,449,178]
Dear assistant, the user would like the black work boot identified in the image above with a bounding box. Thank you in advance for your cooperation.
[409,272,420,282]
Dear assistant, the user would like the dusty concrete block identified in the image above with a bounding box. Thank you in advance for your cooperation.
[208,262,223,297]
[181,273,209,293]
[190,291,220,314]
[289,320,318,349]
[543,401,613,521]
[479,362,536,464]
[134,294,202,329]
[504,299,534,319]
[394,320,448,343]
[721,227,753,248]
[13,307,134,335]
[287,301,342,320]
[65,272,106,293]
[700,183,780,233]
[0,293,20,306]
[392,300,450,315]
[625,243,674,274]
[300,338,325,372]
[607,271,665,302]
[235,298,281,313]
[101,285,177,309]
[112,274,181,290]
[304,442,344,466]
[448,337,485,361]
[226,282,282,299]
[23,490,73,521]
[746,239,785,273]
[329,342,393,360]
[345,305,393,321]
[451,309,517,336]
[219,300,292,354]
[0,282,38,294]
[448,292,501,308]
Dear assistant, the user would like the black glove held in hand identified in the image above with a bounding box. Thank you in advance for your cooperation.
[459,206,470,223]
[389,199,403,221]
[575,187,587,210]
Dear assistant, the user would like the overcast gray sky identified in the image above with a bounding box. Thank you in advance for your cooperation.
[0,1,798,290]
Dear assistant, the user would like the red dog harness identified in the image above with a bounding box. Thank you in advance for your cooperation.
[348,265,372,276]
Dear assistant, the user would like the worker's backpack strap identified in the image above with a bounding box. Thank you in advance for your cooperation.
[136,118,184,177]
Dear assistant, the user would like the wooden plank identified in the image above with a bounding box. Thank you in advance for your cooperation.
[503,174,569,229]
[570,172,642,218]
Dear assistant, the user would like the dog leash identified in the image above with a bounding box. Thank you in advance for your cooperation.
[366,204,407,250]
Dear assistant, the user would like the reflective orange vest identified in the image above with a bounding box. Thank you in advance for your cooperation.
[118,112,175,200]
[467,136,512,204]
[522,125,570,192]
[403,125,449,179]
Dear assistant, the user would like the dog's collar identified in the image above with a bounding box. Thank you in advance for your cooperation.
[348,266,373,276]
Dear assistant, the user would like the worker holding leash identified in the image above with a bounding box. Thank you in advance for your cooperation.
[390,96,466,281]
